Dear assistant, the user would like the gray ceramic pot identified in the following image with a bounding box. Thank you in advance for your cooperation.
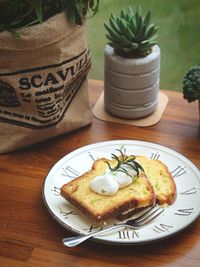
[104,44,160,119]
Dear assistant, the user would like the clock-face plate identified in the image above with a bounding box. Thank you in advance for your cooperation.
[43,140,200,245]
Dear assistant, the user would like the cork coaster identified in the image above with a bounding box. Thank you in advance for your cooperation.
[92,92,168,127]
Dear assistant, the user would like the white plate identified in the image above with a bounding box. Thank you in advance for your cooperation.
[43,140,200,245]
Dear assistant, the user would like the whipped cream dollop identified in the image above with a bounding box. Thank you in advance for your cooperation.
[90,166,138,196]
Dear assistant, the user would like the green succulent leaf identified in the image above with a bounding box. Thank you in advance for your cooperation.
[143,11,151,26]
[110,13,117,22]
[104,23,122,41]
[148,35,158,43]
[109,17,121,35]
[120,9,127,19]
[106,34,114,42]
[146,24,159,39]
[130,18,137,35]
[119,18,128,33]
[125,26,136,41]
[120,34,132,46]
[130,43,138,49]
[127,6,134,17]
[136,24,147,41]
[135,10,143,34]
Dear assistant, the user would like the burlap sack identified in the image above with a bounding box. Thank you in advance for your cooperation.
[0,12,92,153]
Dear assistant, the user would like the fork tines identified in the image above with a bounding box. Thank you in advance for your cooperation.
[134,204,164,225]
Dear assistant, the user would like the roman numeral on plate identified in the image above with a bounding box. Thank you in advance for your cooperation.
[61,165,80,178]
[59,209,77,219]
[150,152,160,160]
[51,186,60,196]
[171,165,187,178]
[175,208,194,216]
[118,230,139,239]
[180,187,198,195]
[152,223,173,233]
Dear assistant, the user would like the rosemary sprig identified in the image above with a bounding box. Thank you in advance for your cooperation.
[106,148,144,178]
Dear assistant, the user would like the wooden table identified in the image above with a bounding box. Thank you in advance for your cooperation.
[0,80,200,267]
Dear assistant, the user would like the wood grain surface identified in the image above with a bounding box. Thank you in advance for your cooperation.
[0,80,200,267]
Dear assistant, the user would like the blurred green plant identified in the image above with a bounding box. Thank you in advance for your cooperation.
[183,65,200,102]
[104,5,158,58]
[0,0,100,35]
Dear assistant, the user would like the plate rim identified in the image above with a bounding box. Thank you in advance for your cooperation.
[42,139,200,245]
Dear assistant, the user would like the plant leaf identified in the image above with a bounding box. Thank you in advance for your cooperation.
[32,0,43,23]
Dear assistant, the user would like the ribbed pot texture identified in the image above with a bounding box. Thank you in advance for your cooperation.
[104,44,160,119]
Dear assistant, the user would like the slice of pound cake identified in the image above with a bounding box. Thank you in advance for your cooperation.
[61,153,155,224]
[136,156,176,205]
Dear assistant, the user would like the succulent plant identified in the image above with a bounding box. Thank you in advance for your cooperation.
[183,65,200,103]
[104,6,158,58]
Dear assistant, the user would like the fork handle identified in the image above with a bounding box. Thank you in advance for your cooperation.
[62,224,124,247]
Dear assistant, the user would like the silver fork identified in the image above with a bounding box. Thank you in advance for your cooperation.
[62,204,164,247]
